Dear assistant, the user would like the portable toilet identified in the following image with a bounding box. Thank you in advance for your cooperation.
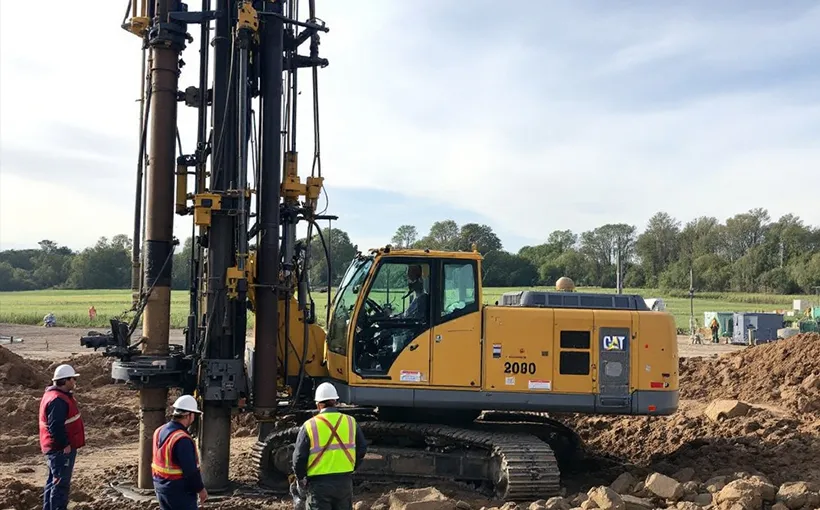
[704,312,734,337]
[732,313,784,344]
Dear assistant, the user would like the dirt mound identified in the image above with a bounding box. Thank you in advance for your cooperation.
[0,476,42,510]
[0,345,50,389]
[0,350,139,463]
[680,333,820,413]
[47,354,115,389]
[565,407,820,485]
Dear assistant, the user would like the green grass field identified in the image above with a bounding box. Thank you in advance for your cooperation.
[1,286,814,332]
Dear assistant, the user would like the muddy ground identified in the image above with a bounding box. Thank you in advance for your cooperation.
[1,324,818,510]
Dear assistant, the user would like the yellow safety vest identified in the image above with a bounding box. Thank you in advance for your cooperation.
[304,411,357,477]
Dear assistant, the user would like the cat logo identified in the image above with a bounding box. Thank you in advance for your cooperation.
[603,335,626,351]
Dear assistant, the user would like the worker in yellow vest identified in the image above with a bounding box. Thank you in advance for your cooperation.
[292,382,367,510]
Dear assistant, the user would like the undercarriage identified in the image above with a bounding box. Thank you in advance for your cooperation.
[251,408,585,501]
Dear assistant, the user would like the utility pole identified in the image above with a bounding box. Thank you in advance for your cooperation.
[689,267,695,337]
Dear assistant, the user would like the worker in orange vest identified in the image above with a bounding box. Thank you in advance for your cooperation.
[709,317,720,343]
[38,364,86,510]
[292,382,368,510]
[151,395,207,509]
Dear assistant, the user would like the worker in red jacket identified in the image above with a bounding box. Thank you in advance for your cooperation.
[151,395,207,509]
[38,364,85,510]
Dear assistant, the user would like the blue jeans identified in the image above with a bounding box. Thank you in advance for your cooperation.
[155,487,198,510]
[43,449,76,510]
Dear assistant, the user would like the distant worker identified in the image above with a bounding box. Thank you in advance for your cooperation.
[39,364,85,510]
[151,395,207,510]
[709,317,719,343]
[555,276,575,292]
[44,312,56,327]
[292,382,368,510]
[88,306,96,320]
[402,264,429,320]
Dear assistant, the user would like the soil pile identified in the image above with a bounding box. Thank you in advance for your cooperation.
[0,348,140,463]
[680,332,820,413]
[0,345,50,389]
[0,476,42,510]
[564,405,820,485]
[48,353,116,389]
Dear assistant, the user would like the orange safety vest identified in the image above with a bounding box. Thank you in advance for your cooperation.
[151,425,200,480]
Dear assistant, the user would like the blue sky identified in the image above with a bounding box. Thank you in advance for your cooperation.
[1,1,818,254]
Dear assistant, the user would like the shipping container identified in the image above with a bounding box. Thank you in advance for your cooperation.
[732,313,784,345]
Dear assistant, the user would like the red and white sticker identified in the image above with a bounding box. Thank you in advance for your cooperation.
[400,370,422,382]
[528,379,551,390]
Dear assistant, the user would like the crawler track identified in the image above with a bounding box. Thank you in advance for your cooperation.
[251,411,562,501]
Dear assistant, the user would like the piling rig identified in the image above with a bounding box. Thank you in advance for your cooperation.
[83,0,333,491]
[83,0,681,501]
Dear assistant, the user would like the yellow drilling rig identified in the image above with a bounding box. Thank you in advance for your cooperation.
[82,0,680,501]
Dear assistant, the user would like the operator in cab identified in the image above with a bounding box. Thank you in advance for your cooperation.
[151,395,207,509]
[292,382,368,510]
[400,264,428,320]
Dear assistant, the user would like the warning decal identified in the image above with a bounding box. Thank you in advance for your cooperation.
[400,370,422,382]
[528,379,551,390]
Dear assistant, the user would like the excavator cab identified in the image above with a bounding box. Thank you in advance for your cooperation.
[326,248,483,392]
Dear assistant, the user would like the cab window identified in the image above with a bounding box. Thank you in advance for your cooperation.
[439,261,478,322]
[326,257,373,355]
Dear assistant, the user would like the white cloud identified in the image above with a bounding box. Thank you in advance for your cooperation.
[1,1,818,253]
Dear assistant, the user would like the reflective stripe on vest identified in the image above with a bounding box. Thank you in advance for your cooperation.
[151,427,200,480]
[305,412,356,476]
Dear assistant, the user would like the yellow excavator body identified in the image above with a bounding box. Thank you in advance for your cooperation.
[252,246,679,500]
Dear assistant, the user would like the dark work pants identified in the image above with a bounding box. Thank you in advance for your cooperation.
[43,449,76,510]
[155,487,198,510]
[306,476,353,510]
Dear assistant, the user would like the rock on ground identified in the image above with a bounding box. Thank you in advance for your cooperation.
[776,481,820,509]
[704,399,751,422]
[672,468,696,484]
[388,488,455,510]
[586,486,623,510]
[618,495,652,510]
[609,473,635,495]
[645,473,684,501]
[716,479,763,510]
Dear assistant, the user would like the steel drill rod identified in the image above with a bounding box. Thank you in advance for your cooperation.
[138,0,180,485]
[237,45,249,269]
[254,0,284,437]
[199,0,239,491]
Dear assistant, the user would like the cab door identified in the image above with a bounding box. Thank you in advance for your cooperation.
[349,258,433,386]
[430,259,481,388]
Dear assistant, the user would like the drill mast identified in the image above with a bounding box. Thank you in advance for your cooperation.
[86,0,331,491]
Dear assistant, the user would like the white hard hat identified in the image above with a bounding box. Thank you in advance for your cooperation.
[52,364,79,381]
[314,382,339,402]
[172,395,202,414]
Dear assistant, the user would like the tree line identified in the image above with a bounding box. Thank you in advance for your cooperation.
[390,208,820,294]
[2,207,819,293]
